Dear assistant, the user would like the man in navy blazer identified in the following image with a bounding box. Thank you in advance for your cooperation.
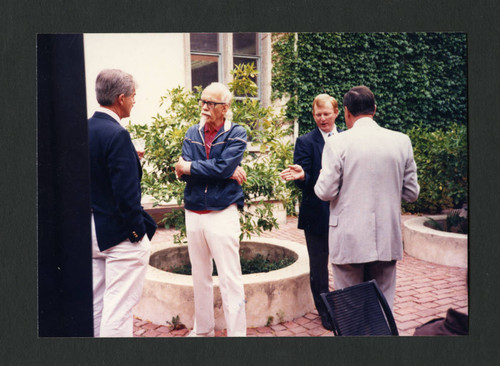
[280,94,342,330]
[88,69,156,337]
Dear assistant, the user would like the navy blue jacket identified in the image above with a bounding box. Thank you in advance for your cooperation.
[181,119,247,211]
[88,112,156,251]
[294,126,342,235]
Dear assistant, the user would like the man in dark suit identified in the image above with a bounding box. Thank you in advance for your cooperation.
[280,94,342,330]
[88,69,156,337]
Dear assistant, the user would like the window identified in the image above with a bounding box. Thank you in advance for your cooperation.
[233,33,259,97]
[190,33,262,98]
[190,33,221,91]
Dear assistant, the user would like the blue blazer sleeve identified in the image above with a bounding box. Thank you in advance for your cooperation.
[292,128,332,235]
[293,136,314,190]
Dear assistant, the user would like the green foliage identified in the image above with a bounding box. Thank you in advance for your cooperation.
[445,211,468,234]
[426,209,468,234]
[128,63,299,242]
[230,63,259,98]
[168,253,297,276]
[275,309,285,324]
[239,253,296,274]
[160,209,187,244]
[166,315,186,330]
[272,33,467,135]
[128,86,201,206]
[402,123,467,213]
[266,316,274,327]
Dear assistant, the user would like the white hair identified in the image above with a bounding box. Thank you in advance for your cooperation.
[203,82,233,120]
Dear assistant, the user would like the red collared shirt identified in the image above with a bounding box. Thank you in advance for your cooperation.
[190,123,223,214]
[204,123,221,159]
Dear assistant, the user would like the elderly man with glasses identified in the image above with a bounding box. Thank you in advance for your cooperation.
[175,82,247,337]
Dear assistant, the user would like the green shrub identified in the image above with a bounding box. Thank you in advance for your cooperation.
[426,210,468,234]
[402,123,467,213]
[167,254,297,276]
[128,63,300,242]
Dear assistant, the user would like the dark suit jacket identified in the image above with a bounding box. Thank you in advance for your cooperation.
[88,111,156,251]
[294,126,342,235]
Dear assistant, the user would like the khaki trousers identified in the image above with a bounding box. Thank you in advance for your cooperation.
[331,260,397,310]
[186,204,247,336]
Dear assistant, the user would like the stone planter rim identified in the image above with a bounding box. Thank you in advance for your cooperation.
[416,215,467,238]
[145,236,309,286]
[134,236,315,328]
[403,214,468,268]
[134,238,314,329]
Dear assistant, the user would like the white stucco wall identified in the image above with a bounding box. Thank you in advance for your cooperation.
[83,33,187,127]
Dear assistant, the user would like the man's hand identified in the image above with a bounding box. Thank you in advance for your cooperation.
[230,166,247,185]
[280,164,305,181]
[175,156,192,178]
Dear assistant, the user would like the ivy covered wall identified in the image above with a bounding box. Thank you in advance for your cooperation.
[272,33,467,135]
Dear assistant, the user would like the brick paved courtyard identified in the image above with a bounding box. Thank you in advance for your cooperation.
[133,215,468,337]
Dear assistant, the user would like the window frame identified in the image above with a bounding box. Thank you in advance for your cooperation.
[185,32,271,107]
[189,33,223,91]
[233,32,261,100]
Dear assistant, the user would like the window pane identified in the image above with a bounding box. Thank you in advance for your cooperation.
[191,54,219,90]
[233,33,257,55]
[190,33,219,52]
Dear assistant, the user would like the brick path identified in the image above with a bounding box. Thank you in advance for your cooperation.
[133,215,468,337]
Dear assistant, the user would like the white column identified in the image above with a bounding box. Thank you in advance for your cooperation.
[260,33,272,108]
[221,33,233,85]
[183,33,192,90]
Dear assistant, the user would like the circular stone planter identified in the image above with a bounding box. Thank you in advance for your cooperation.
[133,237,315,329]
[403,215,468,268]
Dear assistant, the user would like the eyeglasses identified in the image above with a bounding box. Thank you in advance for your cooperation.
[199,99,226,109]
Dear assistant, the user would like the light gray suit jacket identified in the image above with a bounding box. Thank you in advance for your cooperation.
[314,117,419,264]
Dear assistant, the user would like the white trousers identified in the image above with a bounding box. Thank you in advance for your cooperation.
[91,216,150,337]
[186,204,247,336]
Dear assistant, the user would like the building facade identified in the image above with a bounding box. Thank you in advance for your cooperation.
[84,33,273,127]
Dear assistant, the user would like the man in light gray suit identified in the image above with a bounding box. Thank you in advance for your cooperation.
[314,86,419,309]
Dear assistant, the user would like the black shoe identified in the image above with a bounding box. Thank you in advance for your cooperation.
[320,314,333,331]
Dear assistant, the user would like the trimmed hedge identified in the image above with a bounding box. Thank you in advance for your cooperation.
[403,123,467,213]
